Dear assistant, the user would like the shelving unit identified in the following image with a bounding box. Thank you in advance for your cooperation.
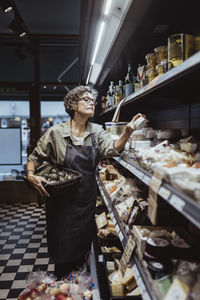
[99,50,200,119]
[114,156,200,230]
[96,174,157,300]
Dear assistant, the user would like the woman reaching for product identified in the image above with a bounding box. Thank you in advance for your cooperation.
[26,85,145,279]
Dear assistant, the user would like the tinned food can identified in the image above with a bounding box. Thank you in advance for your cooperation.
[168,33,194,69]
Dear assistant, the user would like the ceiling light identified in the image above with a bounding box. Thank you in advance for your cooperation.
[0,0,13,13]
[86,65,92,85]
[104,0,112,15]
[8,18,27,37]
[91,21,105,65]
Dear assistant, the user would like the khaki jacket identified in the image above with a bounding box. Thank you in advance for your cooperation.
[27,119,121,168]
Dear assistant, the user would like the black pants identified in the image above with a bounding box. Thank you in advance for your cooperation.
[54,255,86,280]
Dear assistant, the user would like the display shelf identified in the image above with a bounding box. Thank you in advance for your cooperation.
[90,243,101,300]
[99,51,200,117]
[96,174,157,300]
[114,156,200,230]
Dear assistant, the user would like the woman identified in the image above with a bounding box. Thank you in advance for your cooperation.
[26,85,142,279]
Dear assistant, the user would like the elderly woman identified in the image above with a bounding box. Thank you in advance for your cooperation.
[26,85,142,279]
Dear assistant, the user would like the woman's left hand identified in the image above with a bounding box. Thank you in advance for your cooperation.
[125,113,146,135]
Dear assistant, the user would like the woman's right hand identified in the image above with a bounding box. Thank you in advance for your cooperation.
[27,173,50,197]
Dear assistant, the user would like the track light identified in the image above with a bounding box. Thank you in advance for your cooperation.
[8,18,26,37]
[0,0,13,13]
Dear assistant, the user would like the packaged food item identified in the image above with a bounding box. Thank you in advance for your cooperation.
[105,122,127,136]
[168,33,195,69]
[156,63,165,75]
[146,68,158,82]
[133,116,148,130]
[145,52,157,69]
[161,59,168,73]
[194,36,200,52]
[154,46,168,64]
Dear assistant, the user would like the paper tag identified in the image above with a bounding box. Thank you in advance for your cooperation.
[119,235,135,276]
[149,175,162,194]
[164,278,190,300]
[115,224,120,233]
[98,255,104,263]
[119,231,124,243]
[128,164,136,174]
[169,195,185,212]
[147,196,158,225]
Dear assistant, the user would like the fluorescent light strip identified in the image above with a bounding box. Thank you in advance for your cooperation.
[91,21,105,65]
[104,0,112,15]
[86,65,92,84]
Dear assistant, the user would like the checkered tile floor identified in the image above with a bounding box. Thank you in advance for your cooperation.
[0,202,54,300]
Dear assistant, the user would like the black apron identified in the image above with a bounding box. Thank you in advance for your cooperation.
[46,133,99,263]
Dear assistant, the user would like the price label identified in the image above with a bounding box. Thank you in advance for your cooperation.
[115,224,120,233]
[164,278,190,300]
[143,175,151,185]
[121,160,127,168]
[119,231,124,242]
[128,164,136,174]
[119,235,135,276]
[159,186,171,200]
[132,265,151,299]
[98,255,104,263]
[169,195,185,212]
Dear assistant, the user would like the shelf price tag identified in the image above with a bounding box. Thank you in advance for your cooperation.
[119,235,135,276]
[169,194,185,212]
[159,186,171,200]
[119,231,124,243]
[132,265,150,299]
[128,164,136,174]
[98,255,104,263]
[143,175,151,185]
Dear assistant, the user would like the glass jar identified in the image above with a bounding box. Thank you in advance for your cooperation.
[146,68,158,82]
[145,53,157,69]
[156,63,164,75]
[154,46,168,64]
[161,59,168,73]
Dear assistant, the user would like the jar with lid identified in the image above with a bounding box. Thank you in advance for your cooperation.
[154,46,168,64]
[156,64,164,75]
[161,59,168,73]
[168,33,194,69]
[146,68,158,82]
[145,53,157,69]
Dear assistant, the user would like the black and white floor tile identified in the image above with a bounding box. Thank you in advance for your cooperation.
[0,202,54,300]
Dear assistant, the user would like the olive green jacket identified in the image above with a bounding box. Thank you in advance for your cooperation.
[27,119,121,168]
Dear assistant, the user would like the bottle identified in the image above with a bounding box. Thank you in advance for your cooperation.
[114,85,121,105]
[125,64,135,98]
[107,81,115,107]
[118,80,124,99]
[101,96,107,112]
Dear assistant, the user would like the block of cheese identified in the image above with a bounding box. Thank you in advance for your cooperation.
[111,283,124,296]
[121,267,135,286]
[164,277,190,300]
[127,286,141,296]
[96,212,107,230]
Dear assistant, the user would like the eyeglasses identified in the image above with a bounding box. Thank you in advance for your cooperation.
[79,97,96,105]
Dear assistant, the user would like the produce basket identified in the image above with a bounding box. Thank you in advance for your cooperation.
[24,163,82,196]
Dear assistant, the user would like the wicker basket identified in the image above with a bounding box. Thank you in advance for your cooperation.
[24,163,82,196]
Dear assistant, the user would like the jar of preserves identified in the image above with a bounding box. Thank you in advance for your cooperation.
[145,53,157,69]
[154,46,168,64]
[146,68,158,82]
[161,59,168,73]
[156,63,164,75]
[168,33,194,69]
[194,36,200,52]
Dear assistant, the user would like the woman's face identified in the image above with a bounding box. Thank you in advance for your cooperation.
[75,92,95,118]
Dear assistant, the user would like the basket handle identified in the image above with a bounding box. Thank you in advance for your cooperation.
[112,97,126,122]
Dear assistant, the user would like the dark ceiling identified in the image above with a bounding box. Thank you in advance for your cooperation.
[0,0,96,98]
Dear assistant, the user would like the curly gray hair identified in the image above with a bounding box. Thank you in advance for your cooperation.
[64,85,93,118]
